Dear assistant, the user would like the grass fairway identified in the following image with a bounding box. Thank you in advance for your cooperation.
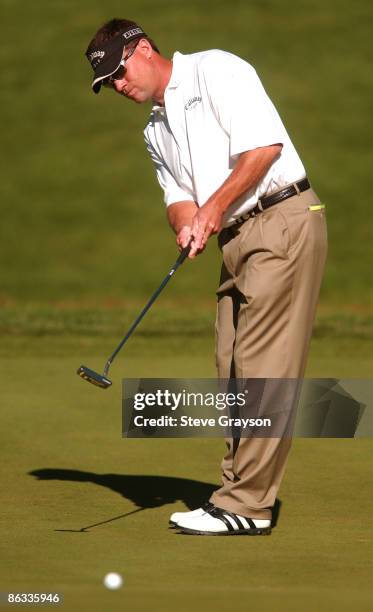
[1,0,372,610]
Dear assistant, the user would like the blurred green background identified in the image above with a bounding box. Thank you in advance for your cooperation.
[1,0,372,304]
[1,1,372,611]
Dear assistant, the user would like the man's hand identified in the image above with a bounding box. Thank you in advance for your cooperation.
[167,144,282,259]
[176,225,192,250]
[189,201,224,258]
[167,201,197,254]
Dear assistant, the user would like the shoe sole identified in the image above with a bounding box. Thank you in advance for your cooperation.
[175,526,272,536]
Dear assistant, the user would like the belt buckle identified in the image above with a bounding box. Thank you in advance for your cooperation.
[235,207,257,225]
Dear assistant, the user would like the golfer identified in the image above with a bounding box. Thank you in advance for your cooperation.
[85,19,327,535]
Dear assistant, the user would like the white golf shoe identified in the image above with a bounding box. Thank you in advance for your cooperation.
[169,501,214,526]
[175,505,271,535]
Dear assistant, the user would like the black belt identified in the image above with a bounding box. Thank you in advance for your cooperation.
[233,177,310,225]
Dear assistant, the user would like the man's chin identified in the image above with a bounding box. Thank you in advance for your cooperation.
[126,92,148,104]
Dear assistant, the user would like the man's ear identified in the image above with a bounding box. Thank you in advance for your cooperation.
[137,38,153,59]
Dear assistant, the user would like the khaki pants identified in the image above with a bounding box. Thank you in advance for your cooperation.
[210,187,328,520]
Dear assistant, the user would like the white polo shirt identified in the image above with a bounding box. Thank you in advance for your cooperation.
[143,50,306,227]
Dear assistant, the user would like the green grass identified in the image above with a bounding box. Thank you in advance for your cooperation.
[0,300,372,377]
[0,302,372,611]
[0,0,372,302]
[0,343,372,612]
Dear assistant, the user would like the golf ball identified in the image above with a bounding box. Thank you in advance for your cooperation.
[103,572,123,590]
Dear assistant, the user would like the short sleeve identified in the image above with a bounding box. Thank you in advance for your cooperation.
[201,52,285,157]
[144,134,195,206]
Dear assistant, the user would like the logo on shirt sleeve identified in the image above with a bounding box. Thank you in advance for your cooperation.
[185,96,202,111]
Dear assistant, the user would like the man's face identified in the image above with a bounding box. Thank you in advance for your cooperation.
[109,39,158,104]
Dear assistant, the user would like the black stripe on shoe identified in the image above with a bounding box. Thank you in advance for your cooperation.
[199,505,271,535]
[220,512,259,531]
[216,514,236,532]
[207,506,238,531]
[207,507,235,532]
[220,509,248,531]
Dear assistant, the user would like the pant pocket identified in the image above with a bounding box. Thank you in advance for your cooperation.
[259,208,289,259]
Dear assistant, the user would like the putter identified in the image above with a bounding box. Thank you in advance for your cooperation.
[77,243,191,388]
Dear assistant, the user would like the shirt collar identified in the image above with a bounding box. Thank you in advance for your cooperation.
[166,51,186,89]
[151,51,186,115]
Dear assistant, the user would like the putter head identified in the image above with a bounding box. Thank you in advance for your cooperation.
[77,365,112,389]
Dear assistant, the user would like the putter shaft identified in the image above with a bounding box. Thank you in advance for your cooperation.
[77,244,191,387]
[103,244,190,376]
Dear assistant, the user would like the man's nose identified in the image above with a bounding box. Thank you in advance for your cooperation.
[113,78,127,93]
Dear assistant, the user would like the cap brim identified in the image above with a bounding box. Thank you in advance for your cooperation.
[91,40,126,94]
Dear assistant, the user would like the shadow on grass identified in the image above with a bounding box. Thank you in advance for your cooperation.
[28,468,282,532]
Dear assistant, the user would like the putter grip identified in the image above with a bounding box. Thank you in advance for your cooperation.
[175,243,191,266]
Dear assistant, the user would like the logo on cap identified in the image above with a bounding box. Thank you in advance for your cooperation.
[122,27,144,39]
[89,50,105,67]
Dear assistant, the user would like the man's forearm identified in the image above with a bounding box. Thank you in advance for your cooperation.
[167,201,199,233]
[167,145,281,234]
[205,144,282,214]
[187,144,282,258]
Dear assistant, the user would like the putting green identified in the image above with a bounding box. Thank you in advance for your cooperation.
[0,327,372,612]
